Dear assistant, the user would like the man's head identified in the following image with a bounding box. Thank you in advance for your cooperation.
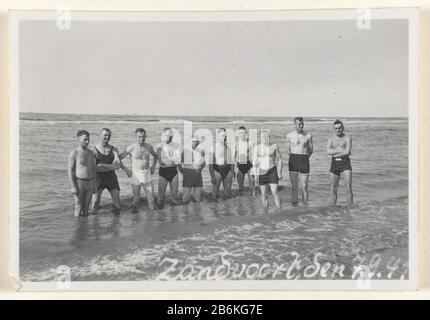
[216,128,226,143]
[333,120,344,137]
[161,127,173,143]
[238,126,247,140]
[135,128,147,144]
[77,130,90,148]
[191,135,200,149]
[294,117,304,132]
[101,128,111,145]
[260,129,270,144]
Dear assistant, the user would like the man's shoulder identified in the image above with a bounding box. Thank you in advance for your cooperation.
[69,148,78,157]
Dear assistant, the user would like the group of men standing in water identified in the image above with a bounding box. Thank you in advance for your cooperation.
[68,117,353,217]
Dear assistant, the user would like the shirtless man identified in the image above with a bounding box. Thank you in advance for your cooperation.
[178,135,206,203]
[68,130,97,217]
[235,126,256,196]
[327,120,353,204]
[253,130,283,208]
[156,128,181,208]
[120,128,158,213]
[209,128,235,199]
[286,117,313,206]
[90,128,123,214]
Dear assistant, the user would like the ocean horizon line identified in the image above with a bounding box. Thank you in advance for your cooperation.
[19,111,407,120]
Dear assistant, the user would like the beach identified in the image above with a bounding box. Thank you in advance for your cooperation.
[19,113,409,281]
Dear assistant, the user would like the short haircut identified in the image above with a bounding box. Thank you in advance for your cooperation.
[218,128,226,132]
[163,127,173,134]
[333,119,344,126]
[135,128,146,134]
[294,117,304,123]
[238,126,247,131]
[102,128,111,134]
[77,130,90,137]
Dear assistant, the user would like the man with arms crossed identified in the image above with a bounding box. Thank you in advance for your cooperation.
[327,120,353,205]
[90,128,124,215]
[253,130,283,208]
[235,126,256,196]
[120,128,158,213]
[156,128,181,208]
[68,130,97,217]
[178,135,206,203]
[209,128,235,200]
[286,117,313,206]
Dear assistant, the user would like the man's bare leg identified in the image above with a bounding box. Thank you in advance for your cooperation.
[73,194,81,217]
[194,187,202,202]
[237,170,245,192]
[222,172,233,197]
[260,185,269,207]
[169,175,179,204]
[82,188,93,217]
[270,183,281,208]
[109,188,121,210]
[131,184,141,213]
[330,173,340,205]
[300,174,310,206]
[158,176,168,207]
[143,182,155,210]
[289,171,299,205]
[343,170,353,205]
[90,189,103,211]
[183,187,192,204]
[248,174,256,196]
[212,171,222,200]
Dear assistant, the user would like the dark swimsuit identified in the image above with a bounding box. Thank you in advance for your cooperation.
[288,154,310,174]
[258,166,279,185]
[183,168,203,188]
[330,156,352,176]
[95,146,120,191]
[159,166,178,182]
[213,164,231,180]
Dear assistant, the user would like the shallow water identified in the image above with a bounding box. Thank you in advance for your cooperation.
[19,114,409,281]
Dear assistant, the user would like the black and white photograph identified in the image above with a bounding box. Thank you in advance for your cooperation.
[9,9,419,290]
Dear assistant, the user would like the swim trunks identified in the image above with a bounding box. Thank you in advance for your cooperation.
[94,146,120,191]
[182,168,203,188]
[76,177,95,193]
[131,169,152,185]
[258,166,279,185]
[288,154,310,174]
[213,164,231,180]
[97,171,120,191]
[159,166,178,182]
[237,160,253,175]
[330,156,352,176]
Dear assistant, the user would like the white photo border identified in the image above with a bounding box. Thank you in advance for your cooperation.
[9,8,419,291]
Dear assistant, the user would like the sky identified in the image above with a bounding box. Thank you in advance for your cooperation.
[19,18,409,117]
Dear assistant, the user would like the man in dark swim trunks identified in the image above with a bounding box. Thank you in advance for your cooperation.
[235,126,255,196]
[253,130,283,208]
[327,120,353,205]
[178,135,206,203]
[286,117,313,206]
[156,128,181,208]
[209,128,235,199]
[90,128,124,214]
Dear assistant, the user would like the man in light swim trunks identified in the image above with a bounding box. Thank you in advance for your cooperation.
[178,135,206,203]
[209,128,235,199]
[286,117,313,206]
[120,128,158,213]
[90,128,123,215]
[253,130,283,208]
[235,126,256,196]
[156,128,181,208]
[327,119,353,205]
[68,130,97,217]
